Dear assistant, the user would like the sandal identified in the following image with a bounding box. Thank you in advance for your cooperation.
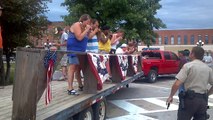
[67,89,79,95]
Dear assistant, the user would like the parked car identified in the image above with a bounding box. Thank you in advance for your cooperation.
[141,50,180,83]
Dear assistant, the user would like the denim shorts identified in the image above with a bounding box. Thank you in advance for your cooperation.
[68,56,79,65]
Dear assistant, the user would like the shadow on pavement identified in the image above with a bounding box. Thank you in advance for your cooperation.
[134,75,176,84]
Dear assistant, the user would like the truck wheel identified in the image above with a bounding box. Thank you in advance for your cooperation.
[93,98,107,120]
[74,107,93,120]
[147,70,158,83]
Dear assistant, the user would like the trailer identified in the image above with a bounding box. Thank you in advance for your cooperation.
[0,48,143,120]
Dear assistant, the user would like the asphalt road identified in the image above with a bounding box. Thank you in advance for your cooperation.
[106,76,213,120]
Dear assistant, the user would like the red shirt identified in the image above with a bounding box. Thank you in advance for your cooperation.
[0,26,2,48]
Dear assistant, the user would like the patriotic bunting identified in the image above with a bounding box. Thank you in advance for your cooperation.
[116,55,128,80]
[44,50,57,105]
[131,55,138,73]
[87,53,109,90]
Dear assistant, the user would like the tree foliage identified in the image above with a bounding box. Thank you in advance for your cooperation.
[62,0,166,46]
[0,0,51,85]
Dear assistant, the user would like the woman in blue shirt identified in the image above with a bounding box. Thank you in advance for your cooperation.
[67,14,91,95]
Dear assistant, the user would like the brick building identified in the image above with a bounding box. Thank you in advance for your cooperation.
[154,29,213,45]
[138,29,213,53]
[30,21,69,48]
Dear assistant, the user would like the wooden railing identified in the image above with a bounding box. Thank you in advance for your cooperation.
[12,48,142,120]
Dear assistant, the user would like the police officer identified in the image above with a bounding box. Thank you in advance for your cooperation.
[167,46,213,120]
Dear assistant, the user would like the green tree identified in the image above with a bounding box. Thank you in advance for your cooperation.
[62,0,166,46]
[0,0,51,85]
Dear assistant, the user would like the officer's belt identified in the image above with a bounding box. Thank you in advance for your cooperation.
[194,93,206,98]
[186,91,207,98]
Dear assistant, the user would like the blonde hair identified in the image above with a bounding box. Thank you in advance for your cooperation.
[79,14,91,22]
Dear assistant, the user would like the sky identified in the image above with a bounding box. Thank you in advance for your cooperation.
[46,0,68,22]
[46,0,213,30]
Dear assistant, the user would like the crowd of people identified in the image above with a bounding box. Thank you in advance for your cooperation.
[50,14,136,95]
[178,49,213,70]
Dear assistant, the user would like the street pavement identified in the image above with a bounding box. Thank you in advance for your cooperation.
[106,76,213,120]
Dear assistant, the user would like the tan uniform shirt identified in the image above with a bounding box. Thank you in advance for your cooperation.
[176,59,213,94]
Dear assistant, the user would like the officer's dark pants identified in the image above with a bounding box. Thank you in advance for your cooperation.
[177,95,207,120]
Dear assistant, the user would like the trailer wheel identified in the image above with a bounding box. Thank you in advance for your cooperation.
[75,107,93,120]
[93,98,107,120]
[147,70,158,83]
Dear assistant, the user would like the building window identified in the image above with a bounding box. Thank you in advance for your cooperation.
[164,36,168,45]
[205,35,208,44]
[158,36,162,45]
[177,35,181,45]
[190,35,194,44]
[212,36,213,44]
[171,36,174,45]
[198,35,202,41]
[184,35,188,45]
[153,36,157,44]
[36,40,38,46]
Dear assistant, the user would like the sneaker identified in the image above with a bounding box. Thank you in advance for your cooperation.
[78,86,84,91]
[67,89,79,95]
[105,77,112,83]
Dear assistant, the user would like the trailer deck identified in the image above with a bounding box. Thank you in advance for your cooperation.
[0,73,142,120]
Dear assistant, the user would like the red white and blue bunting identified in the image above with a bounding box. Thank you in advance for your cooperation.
[44,50,57,105]
[131,55,138,73]
[116,55,128,80]
[87,53,109,90]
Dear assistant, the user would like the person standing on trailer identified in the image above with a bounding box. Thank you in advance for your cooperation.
[67,14,91,95]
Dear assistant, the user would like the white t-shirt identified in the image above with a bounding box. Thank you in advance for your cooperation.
[60,32,68,51]
[111,41,119,50]
[203,55,212,63]
[111,34,119,50]
[116,47,124,54]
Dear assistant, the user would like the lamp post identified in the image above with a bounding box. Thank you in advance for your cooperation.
[44,38,52,50]
[196,39,204,47]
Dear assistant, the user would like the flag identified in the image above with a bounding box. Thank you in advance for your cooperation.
[45,60,54,105]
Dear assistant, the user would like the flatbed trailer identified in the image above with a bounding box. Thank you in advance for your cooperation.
[0,48,143,120]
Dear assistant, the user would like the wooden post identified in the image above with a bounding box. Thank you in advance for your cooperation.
[137,56,142,72]
[12,48,63,120]
[127,56,135,76]
[78,54,98,94]
[110,56,123,83]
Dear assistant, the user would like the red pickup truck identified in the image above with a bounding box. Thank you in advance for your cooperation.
[141,50,180,83]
